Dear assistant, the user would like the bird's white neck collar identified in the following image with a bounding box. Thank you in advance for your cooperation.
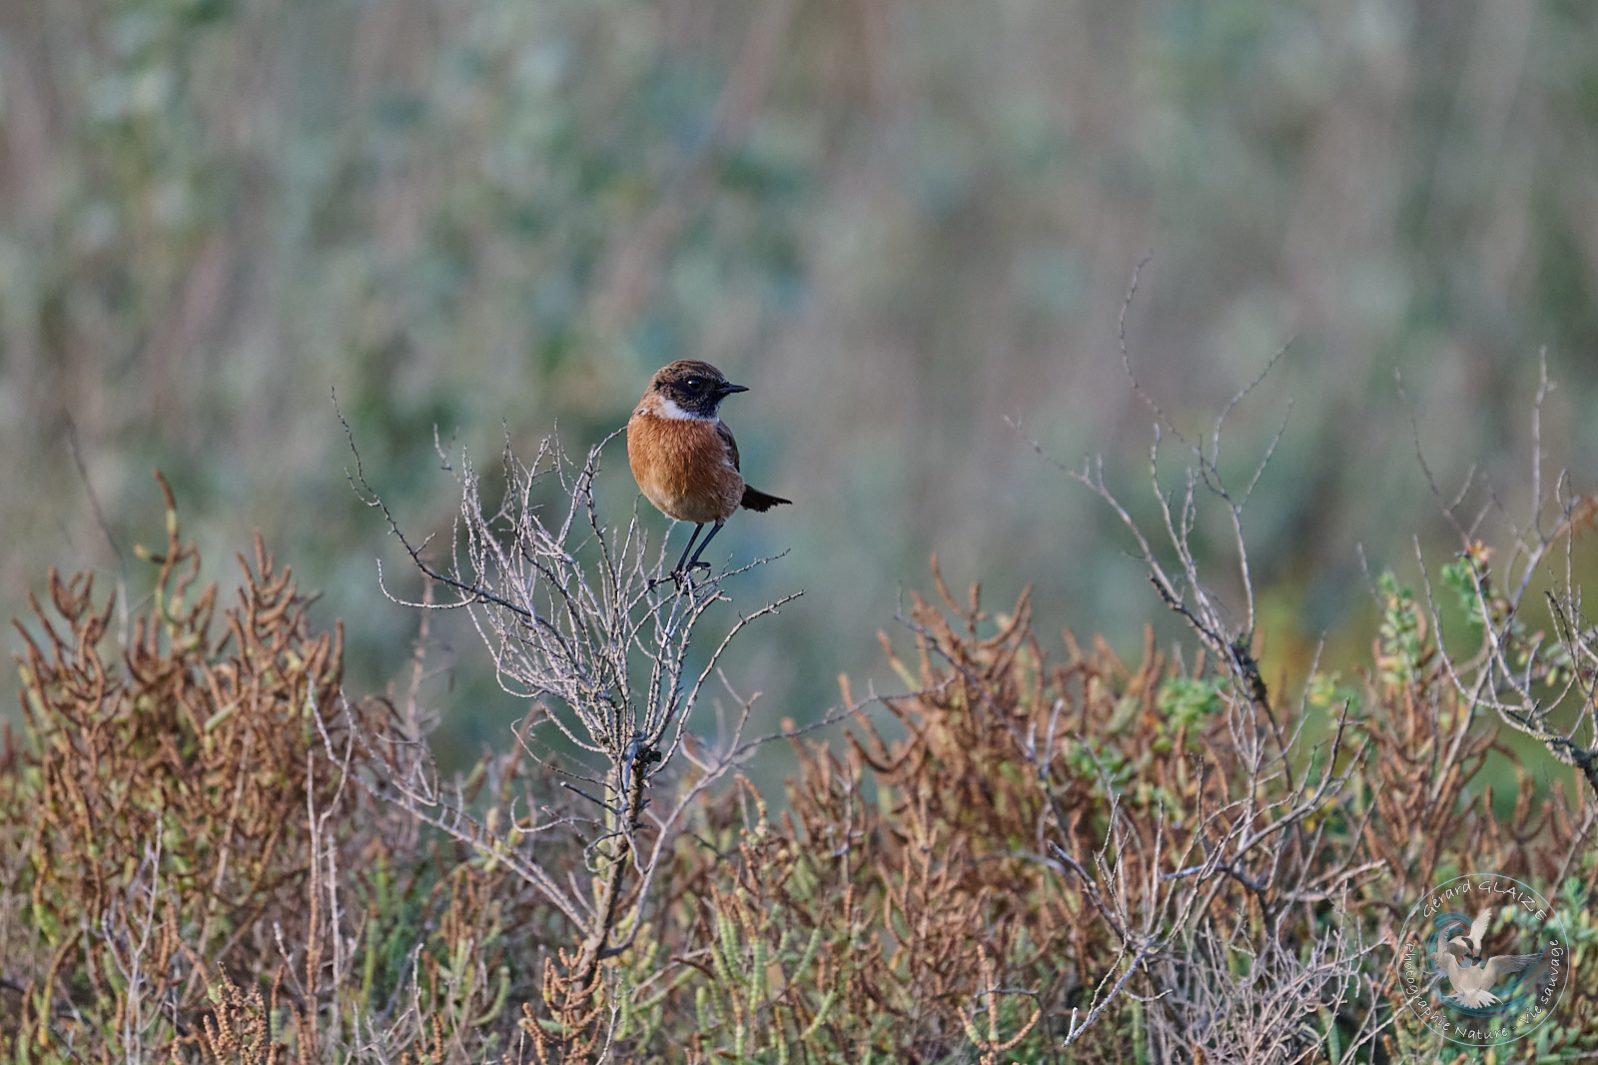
[647,396,716,422]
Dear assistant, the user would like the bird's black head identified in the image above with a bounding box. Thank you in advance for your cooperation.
[647,360,749,418]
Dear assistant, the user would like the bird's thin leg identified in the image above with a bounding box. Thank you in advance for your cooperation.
[669,524,705,577]
[684,520,724,573]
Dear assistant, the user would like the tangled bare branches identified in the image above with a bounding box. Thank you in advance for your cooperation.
[1150,919,1375,1063]
[334,406,804,1023]
[1406,354,1598,806]
[1002,264,1394,1058]
[997,270,1598,1060]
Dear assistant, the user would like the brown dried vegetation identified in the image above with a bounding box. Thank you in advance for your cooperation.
[2,462,1596,1061]
[2,473,378,1055]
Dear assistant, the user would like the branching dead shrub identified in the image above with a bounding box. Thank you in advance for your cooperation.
[333,418,825,1061]
[994,294,1598,1061]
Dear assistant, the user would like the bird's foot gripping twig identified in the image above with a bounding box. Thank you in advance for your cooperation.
[649,561,711,592]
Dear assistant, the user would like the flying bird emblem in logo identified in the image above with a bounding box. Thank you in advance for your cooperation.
[1434,907,1546,1010]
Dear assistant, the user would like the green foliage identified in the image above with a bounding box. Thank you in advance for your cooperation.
[1155,675,1226,732]
[1306,669,1364,717]
[1066,736,1136,786]
[1375,570,1426,690]
[1440,554,1487,635]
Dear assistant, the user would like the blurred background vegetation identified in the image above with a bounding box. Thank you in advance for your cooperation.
[3,0,1596,769]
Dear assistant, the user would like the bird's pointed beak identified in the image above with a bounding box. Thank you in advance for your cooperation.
[716,382,750,396]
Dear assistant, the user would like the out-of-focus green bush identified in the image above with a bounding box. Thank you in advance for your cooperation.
[3,0,1597,758]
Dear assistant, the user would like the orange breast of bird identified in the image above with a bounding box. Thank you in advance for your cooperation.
[627,411,745,524]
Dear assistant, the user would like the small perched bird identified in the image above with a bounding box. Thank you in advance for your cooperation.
[627,360,791,582]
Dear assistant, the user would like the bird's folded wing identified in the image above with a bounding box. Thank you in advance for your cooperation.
[716,420,741,471]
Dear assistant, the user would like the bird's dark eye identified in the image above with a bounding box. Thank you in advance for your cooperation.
[684,377,702,390]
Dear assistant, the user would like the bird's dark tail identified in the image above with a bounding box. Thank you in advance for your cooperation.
[740,485,792,512]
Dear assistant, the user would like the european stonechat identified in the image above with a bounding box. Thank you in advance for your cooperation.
[627,360,791,581]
